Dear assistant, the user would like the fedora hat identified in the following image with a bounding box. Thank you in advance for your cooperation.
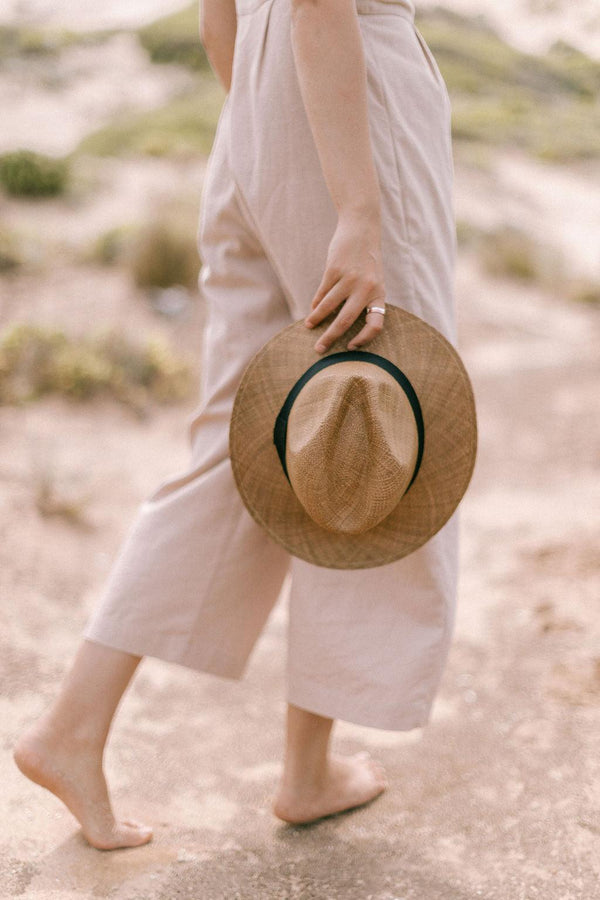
[229,305,477,569]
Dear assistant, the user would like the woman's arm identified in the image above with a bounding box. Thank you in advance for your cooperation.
[291,0,387,352]
[199,0,237,92]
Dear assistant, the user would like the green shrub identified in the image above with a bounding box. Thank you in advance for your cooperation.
[545,40,600,99]
[450,94,600,162]
[416,10,600,161]
[17,28,75,55]
[0,150,69,197]
[128,218,199,291]
[480,227,538,280]
[0,25,17,59]
[48,343,114,399]
[0,322,194,410]
[34,466,93,528]
[74,84,224,159]
[474,224,566,286]
[455,219,481,248]
[137,3,210,71]
[0,324,65,402]
[0,227,25,270]
[89,224,136,265]
[0,24,78,60]
[566,278,600,306]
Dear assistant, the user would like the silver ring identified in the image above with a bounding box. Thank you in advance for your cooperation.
[366,305,386,316]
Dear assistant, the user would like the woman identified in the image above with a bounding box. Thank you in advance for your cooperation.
[14,0,458,850]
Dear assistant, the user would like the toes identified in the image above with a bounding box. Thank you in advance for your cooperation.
[117,821,153,845]
[375,769,389,789]
[353,751,387,788]
[122,819,151,831]
[367,759,388,788]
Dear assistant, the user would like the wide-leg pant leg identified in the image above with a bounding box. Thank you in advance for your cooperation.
[83,95,294,678]
[228,0,461,730]
[285,516,460,731]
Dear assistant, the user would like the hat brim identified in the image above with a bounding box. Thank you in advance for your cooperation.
[229,305,477,569]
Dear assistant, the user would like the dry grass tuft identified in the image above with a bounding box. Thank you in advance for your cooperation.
[0,150,69,198]
[0,322,195,414]
[33,464,95,530]
[128,218,199,291]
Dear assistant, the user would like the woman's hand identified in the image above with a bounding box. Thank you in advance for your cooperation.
[304,210,387,353]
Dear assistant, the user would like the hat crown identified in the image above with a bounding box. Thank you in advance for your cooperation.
[286,362,419,534]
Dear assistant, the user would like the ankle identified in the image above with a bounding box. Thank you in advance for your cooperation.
[26,713,106,756]
[281,755,330,795]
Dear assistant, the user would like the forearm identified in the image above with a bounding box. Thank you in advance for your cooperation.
[290,0,381,224]
[199,0,237,92]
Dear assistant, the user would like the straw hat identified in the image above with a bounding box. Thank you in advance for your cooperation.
[229,305,477,569]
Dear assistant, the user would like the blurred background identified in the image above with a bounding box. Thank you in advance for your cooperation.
[1,1,599,897]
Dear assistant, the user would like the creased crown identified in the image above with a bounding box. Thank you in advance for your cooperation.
[285,362,419,534]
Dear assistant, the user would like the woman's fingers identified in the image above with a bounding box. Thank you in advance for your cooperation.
[313,296,384,353]
[347,308,385,350]
[305,277,349,328]
[303,218,387,351]
[306,267,344,320]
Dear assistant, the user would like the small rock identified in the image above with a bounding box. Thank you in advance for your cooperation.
[149,285,191,318]
[176,848,199,863]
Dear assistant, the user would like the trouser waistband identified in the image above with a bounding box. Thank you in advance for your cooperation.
[235,0,415,20]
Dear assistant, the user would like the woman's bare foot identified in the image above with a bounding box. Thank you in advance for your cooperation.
[13,723,152,850]
[272,750,388,825]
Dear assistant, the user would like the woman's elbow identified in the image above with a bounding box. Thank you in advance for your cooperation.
[199,18,212,48]
[290,0,333,23]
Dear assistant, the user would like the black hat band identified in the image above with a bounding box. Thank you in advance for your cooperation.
[272,350,425,493]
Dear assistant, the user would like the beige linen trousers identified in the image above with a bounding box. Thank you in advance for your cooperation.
[83,0,460,731]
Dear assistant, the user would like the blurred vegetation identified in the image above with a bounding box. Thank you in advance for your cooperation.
[565,278,600,305]
[136,3,210,71]
[0,225,45,271]
[455,218,600,302]
[478,225,542,281]
[0,4,597,312]
[34,465,95,528]
[61,4,600,165]
[0,24,81,60]
[456,221,563,284]
[89,224,138,266]
[0,227,25,270]
[417,9,600,161]
[73,4,218,160]
[0,323,194,411]
[2,6,599,167]
[0,150,69,197]
[128,218,200,291]
[73,82,225,159]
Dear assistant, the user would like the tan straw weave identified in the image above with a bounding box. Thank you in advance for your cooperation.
[229,305,477,569]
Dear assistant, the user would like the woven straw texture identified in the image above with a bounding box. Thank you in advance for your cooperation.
[230,305,477,569]
[286,361,420,535]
